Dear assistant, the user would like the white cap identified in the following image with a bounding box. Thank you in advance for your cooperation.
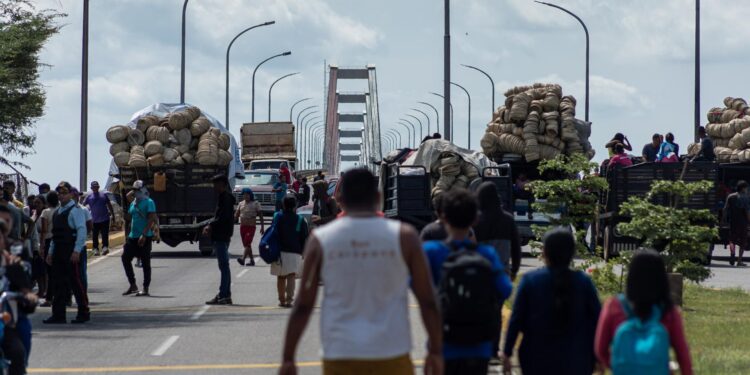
[133,180,145,190]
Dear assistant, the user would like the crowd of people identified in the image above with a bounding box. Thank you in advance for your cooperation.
[278,168,693,375]
[605,128,716,169]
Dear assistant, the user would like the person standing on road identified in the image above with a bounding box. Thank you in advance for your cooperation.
[723,180,750,266]
[121,181,157,297]
[83,181,114,256]
[204,175,236,305]
[272,178,287,213]
[71,188,92,291]
[424,188,512,375]
[295,176,310,208]
[502,228,601,375]
[43,182,90,324]
[313,170,325,182]
[235,188,264,267]
[641,133,661,163]
[280,169,444,375]
[595,249,692,375]
[311,180,338,227]
[272,195,308,308]
[38,191,58,305]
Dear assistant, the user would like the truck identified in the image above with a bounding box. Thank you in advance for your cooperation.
[241,122,297,171]
[107,103,244,255]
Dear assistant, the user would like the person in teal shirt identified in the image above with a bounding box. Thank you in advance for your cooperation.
[122,180,157,297]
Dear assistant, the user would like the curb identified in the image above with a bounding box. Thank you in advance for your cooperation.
[85,232,126,251]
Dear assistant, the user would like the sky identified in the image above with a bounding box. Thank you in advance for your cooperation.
[6,0,750,189]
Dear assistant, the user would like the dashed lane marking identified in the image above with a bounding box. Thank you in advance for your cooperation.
[237,269,249,278]
[151,335,179,356]
[88,248,123,266]
[190,305,210,320]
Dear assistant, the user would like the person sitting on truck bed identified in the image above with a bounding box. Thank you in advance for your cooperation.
[605,133,632,157]
[608,144,633,169]
[641,133,661,162]
[656,132,680,163]
[691,126,716,162]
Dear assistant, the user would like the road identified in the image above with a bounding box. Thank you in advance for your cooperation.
[27,225,433,375]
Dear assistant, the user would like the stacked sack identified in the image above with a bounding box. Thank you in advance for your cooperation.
[107,106,234,168]
[429,152,481,200]
[705,97,750,163]
[482,83,595,162]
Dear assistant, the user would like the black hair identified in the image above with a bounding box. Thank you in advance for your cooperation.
[666,132,674,142]
[56,181,72,193]
[211,174,229,186]
[432,133,442,139]
[613,133,625,142]
[46,191,59,207]
[626,249,673,321]
[26,195,36,206]
[2,180,14,188]
[652,133,661,140]
[737,180,748,192]
[282,194,298,213]
[339,168,377,210]
[39,183,50,193]
[614,143,625,154]
[542,227,576,334]
[440,188,478,229]
[474,182,504,242]
[34,194,46,206]
[698,126,706,136]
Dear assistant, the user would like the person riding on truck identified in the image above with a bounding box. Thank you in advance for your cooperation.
[279,162,292,185]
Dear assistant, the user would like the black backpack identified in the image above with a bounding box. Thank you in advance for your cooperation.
[438,242,500,345]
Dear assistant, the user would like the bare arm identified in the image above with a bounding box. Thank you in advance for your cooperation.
[281,235,322,365]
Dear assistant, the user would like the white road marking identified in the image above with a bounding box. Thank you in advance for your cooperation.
[88,248,123,266]
[151,335,180,356]
[190,306,210,321]
[237,269,249,279]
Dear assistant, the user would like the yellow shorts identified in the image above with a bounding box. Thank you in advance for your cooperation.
[322,354,414,375]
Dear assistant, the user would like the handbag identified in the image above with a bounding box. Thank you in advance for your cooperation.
[259,212,282,264]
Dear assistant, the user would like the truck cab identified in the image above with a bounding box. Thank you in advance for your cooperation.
[233,169,292,215]
[248,159,296,172]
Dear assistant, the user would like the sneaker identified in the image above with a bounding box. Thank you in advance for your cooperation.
[136,288,150,297]
[71,315,90,324]
[102,247,110,256]
[249,258,256,266]
[122,285,138,296]
[205,296,232,305]
[738,261,747,268]
[237,258,246,266]
[136,259,143,268]
[730,252,737,266]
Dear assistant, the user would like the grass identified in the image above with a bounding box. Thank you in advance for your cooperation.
[682,284,750,374]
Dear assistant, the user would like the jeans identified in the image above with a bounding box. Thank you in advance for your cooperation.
[17,316,31,365]
[445,358,489,375]
[214,241,231,298]
[92,221,110,249]
[122,237,152,288]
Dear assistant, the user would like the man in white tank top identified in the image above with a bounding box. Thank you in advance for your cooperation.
[280,169,444,375]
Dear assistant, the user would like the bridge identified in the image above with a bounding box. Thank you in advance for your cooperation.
[322,65,383,175]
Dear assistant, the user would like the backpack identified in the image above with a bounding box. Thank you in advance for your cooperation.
[611,294,670,375]
[438,241,500,345]
[259,213,304,264]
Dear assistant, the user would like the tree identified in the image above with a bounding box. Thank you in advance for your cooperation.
[0,0,64,168]
[618,180,716,283]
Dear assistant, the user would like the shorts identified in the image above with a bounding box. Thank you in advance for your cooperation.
[729,224,748,248]
[323,354,413,375]
[240,225,256,247]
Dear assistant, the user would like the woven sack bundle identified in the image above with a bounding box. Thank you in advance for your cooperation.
[146,126,170,143]
[136,115,160,133]
[168,111,192,130]
[724,97,735,108]
[460,163,480,179]
[181,153,194,164]
[163,148,180,162]
[731,149,741,163]
[440,162,461,177]
[715,147,733,163]
[510,92,531,122]
[706,123,722,138]
[529,100,543,114]
[481,132,499,154]
[560,96,577,115]
[574,120,591,139]
[107,125,129,143]
[173,128,192,145]
[504,96,514,110]
[190,116,212,137]
[539,144,561,160]
[727,97,749,111]
[487,123,503,135]
[114,152,130,167]
[496,134,526,155]
[721,109,740,123]
[525,137,540,162]
[159,118,170,128]
[454,175,470,189]
[543,92,560,112]
[175,144,190,154]
[185,106,202,121]
[687,143,701,157]
[218,133,231,151]
[712,138,730,148]
[729,133,744,149]
[144,140,164,157]
[109,142,130,156]
[435,175,456,192]
[128,146,147,167]
[513,126,524,137]
[707,108,724,123]
[217,149,233,166]
[128,128,145,147]
[147,154,165,167]
[738,149,750,162]
[208,128,221,138]
[501,123,514,134]
[732,117,750,134]
[171,156,185,166]
[537,134,563,149]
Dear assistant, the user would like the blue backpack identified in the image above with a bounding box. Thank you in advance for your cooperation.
[611,294,670,375]
[259,212,304,264]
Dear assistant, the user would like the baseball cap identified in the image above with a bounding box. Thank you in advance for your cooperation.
[133,180,145,189]
[91,181,100,188]
[55,181,72,194]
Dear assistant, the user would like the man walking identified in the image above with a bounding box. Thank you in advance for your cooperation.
[280,169,443,375]
[121,181,157,297]
[313,170,325,182]
[296,176,310,208]
[724,181,750,266]
[83,181,114,256]
[204,175,236,305]
[423,188,513,375]
[43,182,90,324]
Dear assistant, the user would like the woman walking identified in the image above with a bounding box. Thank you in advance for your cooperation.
[502,228,601,375]
[235,188,264,267]
[595,249,692,375]
[271,195,308,308]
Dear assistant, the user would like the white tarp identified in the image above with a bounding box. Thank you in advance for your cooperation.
[402,139,497,172]
[106,103,245,189]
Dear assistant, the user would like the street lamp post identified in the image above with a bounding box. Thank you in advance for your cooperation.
[535,1,589,122]
[399,120,416,147]
[80,0,89,190]
[444,0,451,141]
[695,0,700,142]
[268,72,300,122]
[411,108,432,136]
[296,107,317,158]
[180,0,188,104]
[289,98,312,122]
[312,129,324,168]
[461,64,495,113]
[225,21,275,130]
[418,101,440,135]
[431,92,454,142]
[252,51,292,122]
[451,82,471,149]
[399,123,413,148]
[307,123,324,169]
[405,115,424,141]
[386,130,402,149]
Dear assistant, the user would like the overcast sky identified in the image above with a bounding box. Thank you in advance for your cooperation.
[6,0,750,189]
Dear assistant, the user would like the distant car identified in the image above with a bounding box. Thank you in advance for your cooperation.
[233,169,293,215]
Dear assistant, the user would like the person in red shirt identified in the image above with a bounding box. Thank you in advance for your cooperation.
[291,174,301,194]
[608,144,633,169]
[279,162,292,185]
[595,249,693,375]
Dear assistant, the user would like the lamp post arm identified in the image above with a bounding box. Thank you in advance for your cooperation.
[461,64,495,112]
[268,72,300,122]
[405,115,423,141]
[411,108,431,135]
[451,82,471,149]
[418,101,440,134]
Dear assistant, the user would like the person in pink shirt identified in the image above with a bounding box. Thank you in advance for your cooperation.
[595,249,692,375]
[608,144,633,169]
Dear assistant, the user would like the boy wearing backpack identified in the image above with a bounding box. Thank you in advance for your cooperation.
[423,188,513,375]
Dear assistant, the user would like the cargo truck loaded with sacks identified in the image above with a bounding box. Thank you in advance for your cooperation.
[241,122,297,171]
[106,103,244,255]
